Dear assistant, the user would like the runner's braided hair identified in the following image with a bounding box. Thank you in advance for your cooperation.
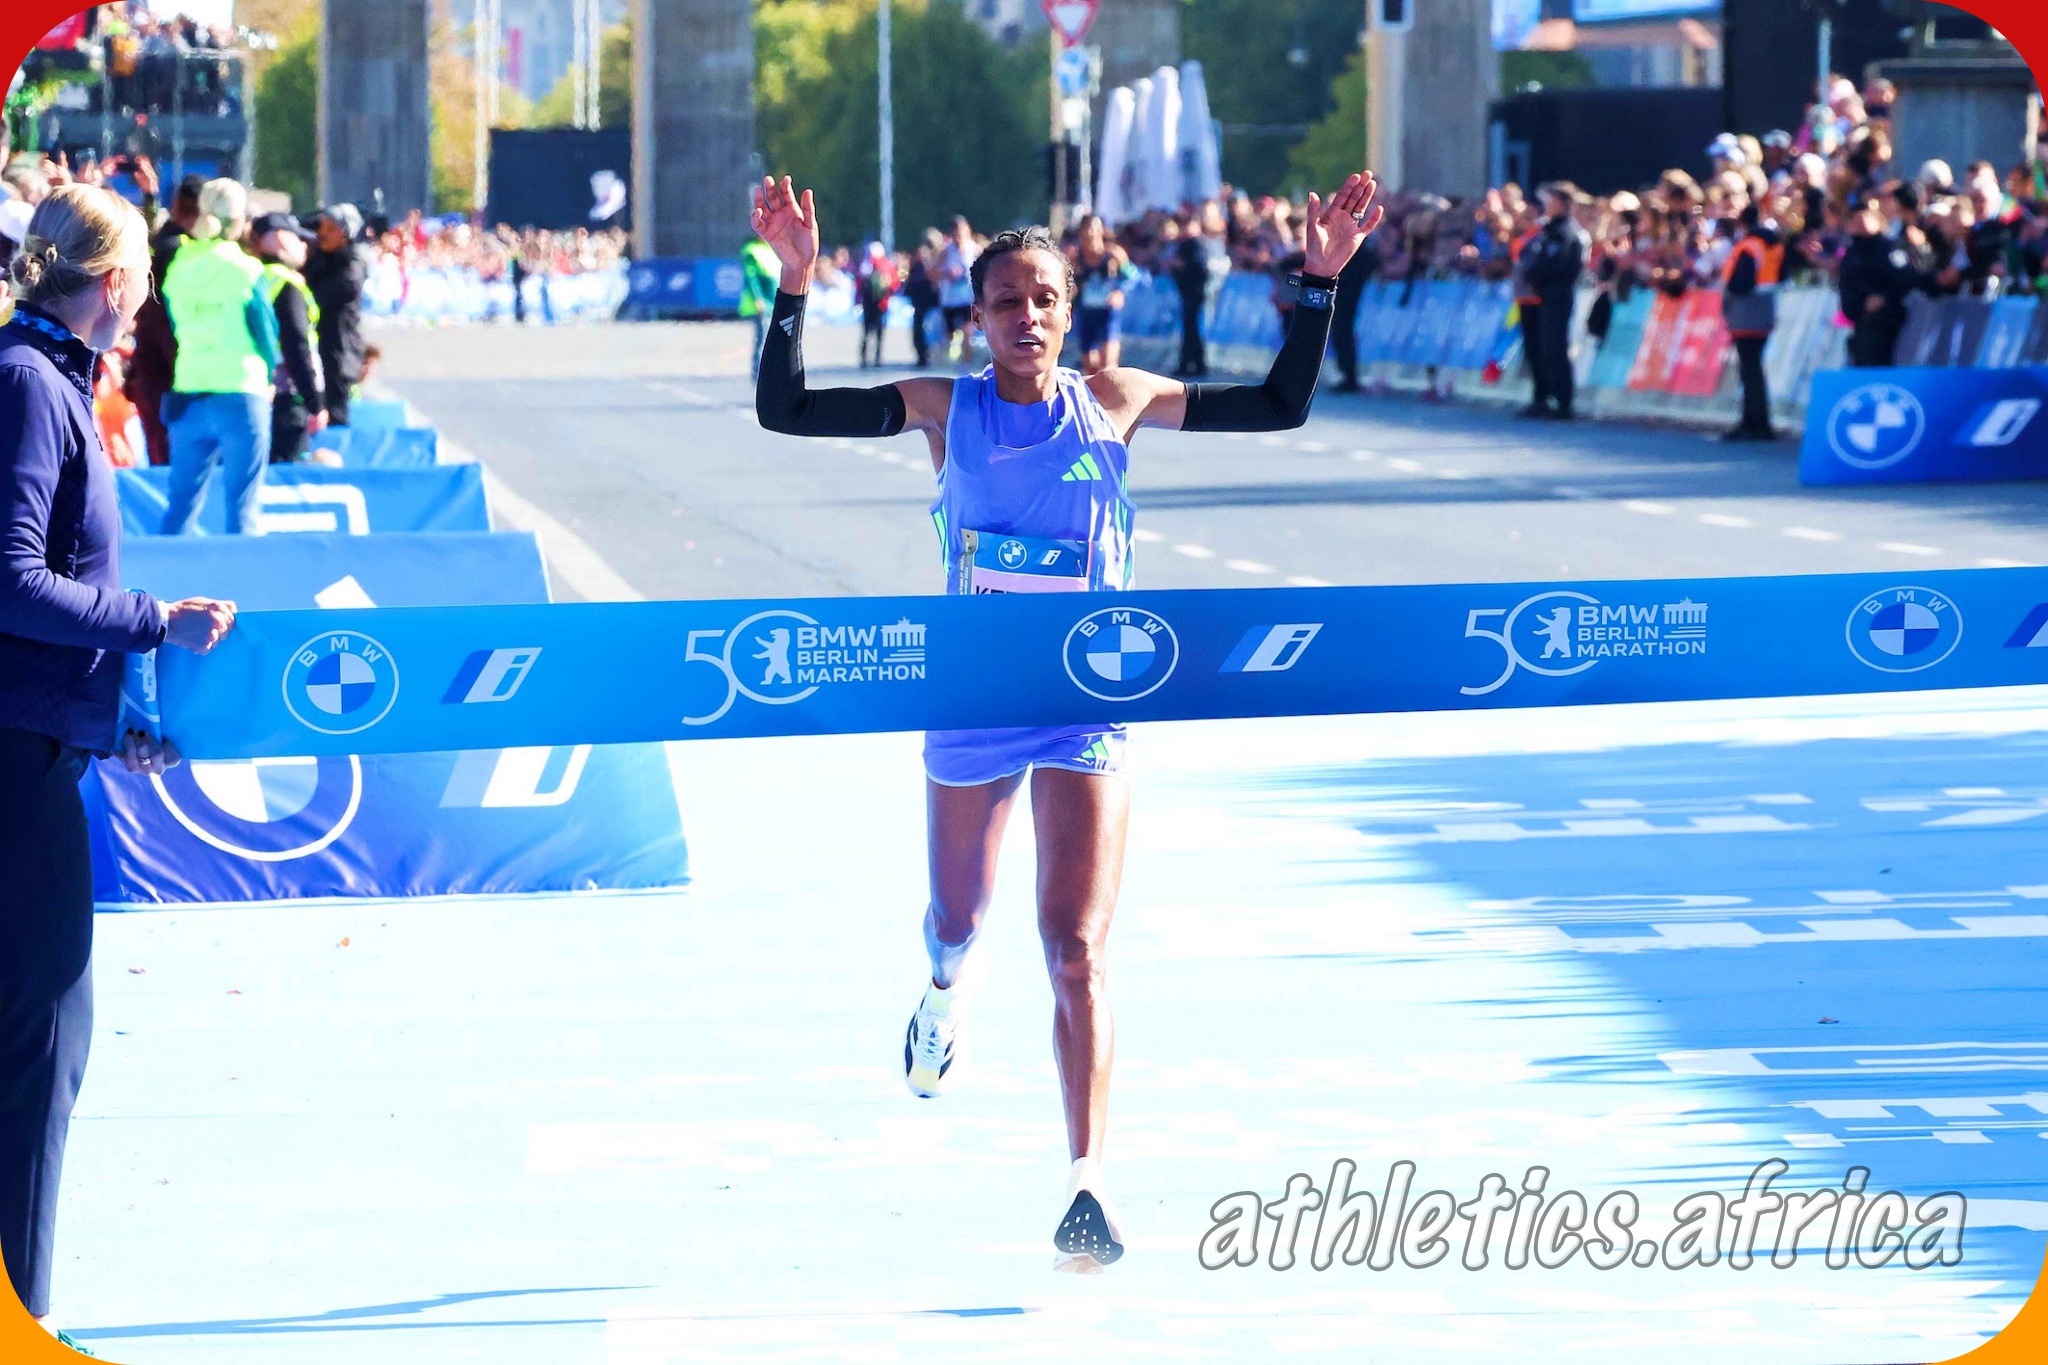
[969,225,1077,304]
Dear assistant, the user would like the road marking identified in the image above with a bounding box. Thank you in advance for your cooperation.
[1879,541,1942,557]
[1173,544,1216,559]
[1385,457,1423,472]
[1225,559,1276,575]
[1980,557,2034,568]
[1286,575,1333,588]
[1296,440,1330,453]
[1258,435,1287,448]
[478,468,644,603]
[1698,513,1754,528]
[1782,526,1843,541]
[1349,449,1377,462]
[1132,529,1165,544]
[1623,500,1674,515]
[1436,468,1471,480]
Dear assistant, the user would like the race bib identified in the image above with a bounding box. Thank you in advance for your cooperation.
[957,528,1091,595]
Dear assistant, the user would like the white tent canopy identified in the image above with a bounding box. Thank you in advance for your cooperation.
[1094,61,1223,225]
[1177,61,1223,207]
[1094,85,1136,227]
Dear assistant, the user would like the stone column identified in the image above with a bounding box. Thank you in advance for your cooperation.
[319,0,433,214]
[1370,0,1496,199]
[631,0,756,259]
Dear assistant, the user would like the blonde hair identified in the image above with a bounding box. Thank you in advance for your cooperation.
[191,178,248,241]
[7,184,149,308]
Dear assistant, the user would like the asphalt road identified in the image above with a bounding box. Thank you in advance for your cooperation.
[377,320,2048,602]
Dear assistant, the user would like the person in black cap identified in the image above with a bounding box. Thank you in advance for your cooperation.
[1520,182,1590,420]
[250,212,327,463]
[304,203,368,428]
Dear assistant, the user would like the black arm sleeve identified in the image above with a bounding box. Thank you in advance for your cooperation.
[1180,294,1335,433]
[755,289,908,438]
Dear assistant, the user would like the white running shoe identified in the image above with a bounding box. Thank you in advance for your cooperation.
[1053,1158,1126,1272]
[903,981,959,1098]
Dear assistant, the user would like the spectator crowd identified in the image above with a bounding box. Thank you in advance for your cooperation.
[846,70,2047,428]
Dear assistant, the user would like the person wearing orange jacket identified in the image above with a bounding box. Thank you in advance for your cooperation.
[1721,203,1785,442]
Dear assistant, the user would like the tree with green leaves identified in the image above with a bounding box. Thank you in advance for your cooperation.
[1285,47,1366,199]
[757,0,1045,244]
[532,18,634,130]
[252,21,317,208]
[1183,0,1369,196]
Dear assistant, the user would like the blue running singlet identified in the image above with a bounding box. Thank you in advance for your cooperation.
[923,366,1135,786]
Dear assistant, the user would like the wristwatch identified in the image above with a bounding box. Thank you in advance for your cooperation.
[1290,272,1339,311]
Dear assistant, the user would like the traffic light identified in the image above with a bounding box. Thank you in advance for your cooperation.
[1044,140,1083,204]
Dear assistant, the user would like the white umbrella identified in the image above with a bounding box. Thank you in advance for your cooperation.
[1095,86,1136,226]
[1124,76,1157,221]
[1142,66,1182,212]
[1177,61,1222,205]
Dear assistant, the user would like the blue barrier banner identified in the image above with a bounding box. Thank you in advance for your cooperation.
[1801,366,2048,485]
[122,531,550,608]
[158,569,2048,761]
[1449,281,1514,372]
[92,530,687,902]
[117,464,491,536]
[310,425,441,468]
[1399,278,1454,367]
[342,399,412,433]
[85,743,689,904]
[624,257,746,314]
[1978,298,2040,369]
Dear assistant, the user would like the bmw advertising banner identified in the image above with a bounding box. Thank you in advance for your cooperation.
[92,533,688,904]
[1801,366,2048,486]
[156,567,2048,762]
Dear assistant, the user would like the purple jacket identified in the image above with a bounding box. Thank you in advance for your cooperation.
[0,305,166,753]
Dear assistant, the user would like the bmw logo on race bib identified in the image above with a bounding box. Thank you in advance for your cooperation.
[998,538,1029,569]
[283,632,401,735]
[152,755,364,862]
[1064,607,1179,702]
[1846,587,1962,673]
[1826,383,1927,470]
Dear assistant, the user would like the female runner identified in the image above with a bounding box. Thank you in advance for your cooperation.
[1071,215,1137,375]
[753,170,1382,1271]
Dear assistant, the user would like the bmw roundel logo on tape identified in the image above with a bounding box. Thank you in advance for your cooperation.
[1064,607,1179,703]
[283,632,401,735]
[998,538,1029,570]
[1846,587,1962,673]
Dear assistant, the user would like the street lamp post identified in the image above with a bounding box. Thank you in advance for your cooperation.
[879,0,894,250]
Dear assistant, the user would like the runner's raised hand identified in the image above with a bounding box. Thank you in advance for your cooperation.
[1302,171,1385,278]
[751,175,820,289]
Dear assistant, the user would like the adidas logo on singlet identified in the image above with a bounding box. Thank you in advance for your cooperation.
[1060,453,1105,482]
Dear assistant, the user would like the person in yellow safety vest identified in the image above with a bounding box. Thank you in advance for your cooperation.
[1720,202,1786,443]
[740,237,780,381]
[250,212,329,464]
[159,179,280,533]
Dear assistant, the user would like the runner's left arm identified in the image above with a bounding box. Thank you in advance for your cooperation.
[1111,171,1384,436]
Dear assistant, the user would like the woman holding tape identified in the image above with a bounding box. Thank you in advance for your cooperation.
[1,186,235,1348]
[754,171,1382,1271]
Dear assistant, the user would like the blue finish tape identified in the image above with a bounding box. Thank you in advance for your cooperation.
[157,569,2048,761]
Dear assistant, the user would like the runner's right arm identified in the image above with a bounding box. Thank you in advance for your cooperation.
[750,175,949,445]
[755,289,908,437]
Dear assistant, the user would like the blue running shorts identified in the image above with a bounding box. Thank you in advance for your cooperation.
[924,724,1129,787]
